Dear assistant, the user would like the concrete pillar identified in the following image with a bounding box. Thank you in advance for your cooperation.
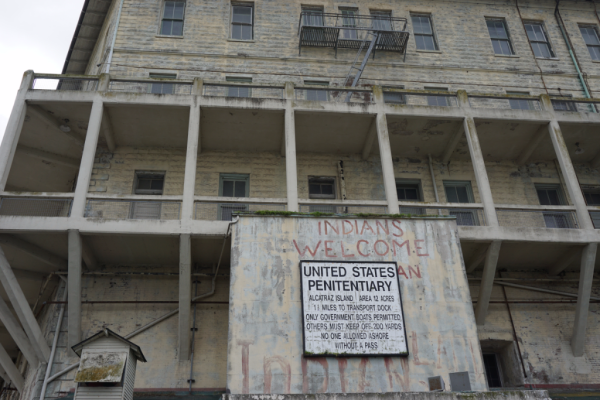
[179,234,192,360]
[463,117,499,226]
[284,82,299,212]
[97,73,110,92]
[68,230,82,349]
[547,120,595,230]
[475,241,502,324]
[70,98,104,218]
[571,243,597,356]
[0,247,50,362]
[0,343,24,393]
[182,102,201,222]
[0,70,34,191]
[192,78,204,96]
[0,296,39,367]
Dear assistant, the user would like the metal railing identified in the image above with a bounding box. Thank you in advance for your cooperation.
[32,76,99,92]
[85,199,181,220]
[194,200,286,221]
[383,89,459,107]
[0,197,72,217]
[497,208,579,229]
[403,205,485,226]
[108,79,193,95]
[295,86,374,103]
[299,204,388,214]
[203,83,284,100]
[468,94,543,111]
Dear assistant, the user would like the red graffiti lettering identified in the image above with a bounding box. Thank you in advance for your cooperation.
[357,240,369,257]
[374,240,390,256]
[376,220,389,235]
[341,242,355,258]
[392,220,404,237]
[342,220,354,235]
[411,331,429,365]
[325,221,339,235]
[293,240,321,257]
[392,240,410,256]
[318,221,321,235]
[302,357,329,393]
[384,357,410,391]
[397,265,409,279]
[354,220,359,234]
[408,265,421,279]
[358,358,370,392]
[325,241,336,257]
[238,340,253,394]
[415,239,429,256]
[338,358,348,393]
[264,355,291,393]
[360,221,375,235]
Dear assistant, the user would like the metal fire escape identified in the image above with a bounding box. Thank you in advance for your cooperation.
[298,12,410,101]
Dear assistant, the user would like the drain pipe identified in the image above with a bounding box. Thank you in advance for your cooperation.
[555,0,594,103]
[104,0,125,74]
[40,281,68,400]
[188,279,199,392]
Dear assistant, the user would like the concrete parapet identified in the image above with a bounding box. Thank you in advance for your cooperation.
[223,392,551,400]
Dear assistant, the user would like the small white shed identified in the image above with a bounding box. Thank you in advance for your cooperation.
[71,328,147,400]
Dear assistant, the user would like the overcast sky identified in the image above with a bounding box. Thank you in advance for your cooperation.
[0,0,84,142]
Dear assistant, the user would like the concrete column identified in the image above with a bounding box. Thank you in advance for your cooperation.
[475,241,502,324]
[0,247,50,362]
[284,82,299,212]
[463,117,499,226]
[547,120,595,230]
[192,78,204,96]
[182,102,201,222]
[0,343,24,393]
[0,296,39,367]
[71,98,103,218]
[571,243,597,356]
[179,234,192,360]
[68,230,82,349]
[97,73,110,92]
[0,70,34,191]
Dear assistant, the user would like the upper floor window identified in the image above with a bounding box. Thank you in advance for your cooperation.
[397,179,424,215]
[340,8,358,39]
[535,183,573,229]
[425,87,449,107]
[134,171,165,195]
[371,10,393,31]
[524,22,555,58]
[383,86,406,104]
[149,73,177,94]
[226,76,252,98]
[486,18,514,55]
[160,1,185,36]
[302,6,324,27]
[304,80,329,101]
[579,25,600,60]
[551,94,576,112]
[219,174,249,221]
[231,3,253,40]
[507,91,534,110]
[443,181,479,226]
[411,14,438,51]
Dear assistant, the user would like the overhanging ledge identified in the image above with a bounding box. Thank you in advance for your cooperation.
[223,391,550,400]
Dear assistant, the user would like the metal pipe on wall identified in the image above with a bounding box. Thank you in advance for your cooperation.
[494,281,600,301]
[104,0,125,74]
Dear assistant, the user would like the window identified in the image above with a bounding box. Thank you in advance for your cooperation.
[580,25,600,61]
[483,354,503,388]
[302,6,324,27]
[160,1,185,36]
[231,4,253,40]
[551,94,577,112]
[486,18,514,55]
[226,77,252,98]
[535,184,573,228]
[304,80,329,101]
[219,174,249,221]
[384,91,406,104]
[309,177,336,213]
[444,181,479,226]
[396,180,424,215]
[524,22,555,58]
[583,188,600,228]
[149,73,176,94]
[411,14,438,51]
[340,8,358,40]
[131,171,165,220]
[426,87,449,107]
[507,91,534,111]
[371,10,392,31]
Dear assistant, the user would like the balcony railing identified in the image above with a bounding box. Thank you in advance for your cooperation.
[299,200,388,215]
[85,197,182,220]
[497,206,579,229]
[194,197,287,221]
[0,194,73,217]
[203,83,284,100]
[32,74,99,92]
[469,93,543,111]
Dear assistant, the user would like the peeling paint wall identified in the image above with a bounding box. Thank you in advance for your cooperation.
[227,216,487,394]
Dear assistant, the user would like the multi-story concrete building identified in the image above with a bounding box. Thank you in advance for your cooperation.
[0,0,599,399]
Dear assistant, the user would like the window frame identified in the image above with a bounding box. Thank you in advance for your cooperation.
[308,176,337,200]
[148,73,177,95]
[523,21,555,59]
[339,7,358,40]
[482,353,504,388]
[410,13,439,51]
[133,171,166,195]
[534,183,567,206]
[219,173,250,198]
[395,179,423,202]
[226,76,253,98]
[304,80,329,101]
[302,6,324,27]
[507,91,535,111]
[383,86,406,104]
[159,1,186,37]
[550,94,577,112]
[443,181,475,204]
[579,24,600,61]
[486,18,515,56]
[425,87,450,107]
[230,2,254,41]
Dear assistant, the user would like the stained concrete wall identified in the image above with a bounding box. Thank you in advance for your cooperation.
[227,215,487,394]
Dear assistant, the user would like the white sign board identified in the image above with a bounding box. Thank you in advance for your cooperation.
[300,261,408,356]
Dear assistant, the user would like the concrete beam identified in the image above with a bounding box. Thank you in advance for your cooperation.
[590,151,600,170]
[0,342,24,393]
[81,237,98,270]
[516,125,547,166]
[571,243,597,356]
[0,234,67,270]
[0,365,10,385]
[0,296,39,367]
[548,247,580,275]
[101,109,117,152]
[179,234,192,360]
[68,230,82,349]
[17,145,80,169]
[441,124,464,164]
[182,102,201,222]
[475,240,502,324]
[0,247,50,362]
[361,119,377,160]
[466,244,489,273]
[284,82,299,212]
[26,105,85,146]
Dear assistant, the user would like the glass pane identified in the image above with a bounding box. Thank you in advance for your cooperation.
[372,13,392,31]
[532,42,551,58]
[239,87,250,98]
[405,188,419,200]
[234,181,246,198]
[487,20,508,39]
[525,24,545,42]
[384,92,405,104]
[151,179,164,190]
[241,24,252,40]
[321,184,334,195]
[491,39,503,55]
[173,2,185,19]
[483,354,502,388]
[445,186,458,203]
[162,83,174,94]
[223,181,234,197]
[415,35,425,50]
[422,35,436,50]
[232,6,252,24]
[231,24,242,40]
[590,45,600,61]
[138,179,151,190]
[412,16,432,35]
[309,184,321,195]
[303,10,323,26]
[172,21,183,36]
[427,95,448,107]
[546,190,560,205]
[397,188,406,200]
[307,89,327,101]
[161,20,173,36]
[581,27,600,45]
[456,186,470,203]
[499,40,512,55]
[163,1,175,19]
